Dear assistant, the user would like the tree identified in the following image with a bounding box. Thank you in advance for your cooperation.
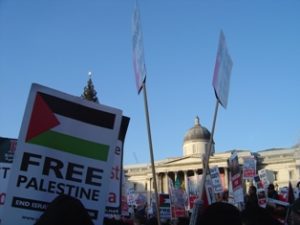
[81,72,99,103]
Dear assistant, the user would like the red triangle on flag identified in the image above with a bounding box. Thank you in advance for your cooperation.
[26,93,60,141]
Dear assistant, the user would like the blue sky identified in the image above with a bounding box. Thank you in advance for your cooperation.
[0,1,299,165]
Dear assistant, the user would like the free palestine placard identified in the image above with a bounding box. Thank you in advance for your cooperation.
[2,84,123,225]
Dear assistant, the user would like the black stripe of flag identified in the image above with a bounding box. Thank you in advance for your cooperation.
[39,92,115,129]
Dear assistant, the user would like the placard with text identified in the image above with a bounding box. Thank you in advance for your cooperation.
[2,83,123,225]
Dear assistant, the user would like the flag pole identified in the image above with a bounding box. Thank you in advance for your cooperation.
[142,83,161,225]
[198,99,219,201]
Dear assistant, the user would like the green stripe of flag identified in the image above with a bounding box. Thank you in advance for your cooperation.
[28,130,109,161]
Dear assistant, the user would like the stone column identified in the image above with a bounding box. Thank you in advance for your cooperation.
[194,169,198,176]
[161,172,167,194]
[164,172,169,194]
[150,177,152,193]
[224,167,229,189]
[161,174,164,193]
[147,179,151,203]
[156,173,161,193]
[160,173,164,193]
[184,170,189,202]
[184,171,188,189]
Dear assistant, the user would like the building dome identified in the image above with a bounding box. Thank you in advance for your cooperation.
[182,116,214,156]
[183,116,211,142]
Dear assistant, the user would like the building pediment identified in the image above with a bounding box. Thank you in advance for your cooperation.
[160,155,202,166]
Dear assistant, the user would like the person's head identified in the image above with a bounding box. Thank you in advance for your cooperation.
[34,194,94,225]
[241,203,282,225]
[268,183,275,191]
[248,185,257,195]
[197,202,242,225]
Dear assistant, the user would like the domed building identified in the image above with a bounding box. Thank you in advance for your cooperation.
[124,117,300,208]
[183,116,214,156]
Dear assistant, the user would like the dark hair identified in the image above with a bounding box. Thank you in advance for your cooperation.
[268,184,275,190]
[249,185,257,193]
[197,202,242,225]
[241,203,282,225]
[34,194,94,225]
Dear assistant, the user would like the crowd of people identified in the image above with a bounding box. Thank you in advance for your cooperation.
[33,183,300,225]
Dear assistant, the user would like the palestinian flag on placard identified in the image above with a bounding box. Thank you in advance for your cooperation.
[159,194,171,208]
[25,92,116,161]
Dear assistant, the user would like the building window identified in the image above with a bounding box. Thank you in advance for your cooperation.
[133,183,137,191]
[289,170,294,180]
[145,182,147,191]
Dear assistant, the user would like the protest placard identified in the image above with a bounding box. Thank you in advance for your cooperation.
[2,84,123,225]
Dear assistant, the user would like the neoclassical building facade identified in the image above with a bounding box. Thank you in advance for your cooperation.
[124,116,300,203]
